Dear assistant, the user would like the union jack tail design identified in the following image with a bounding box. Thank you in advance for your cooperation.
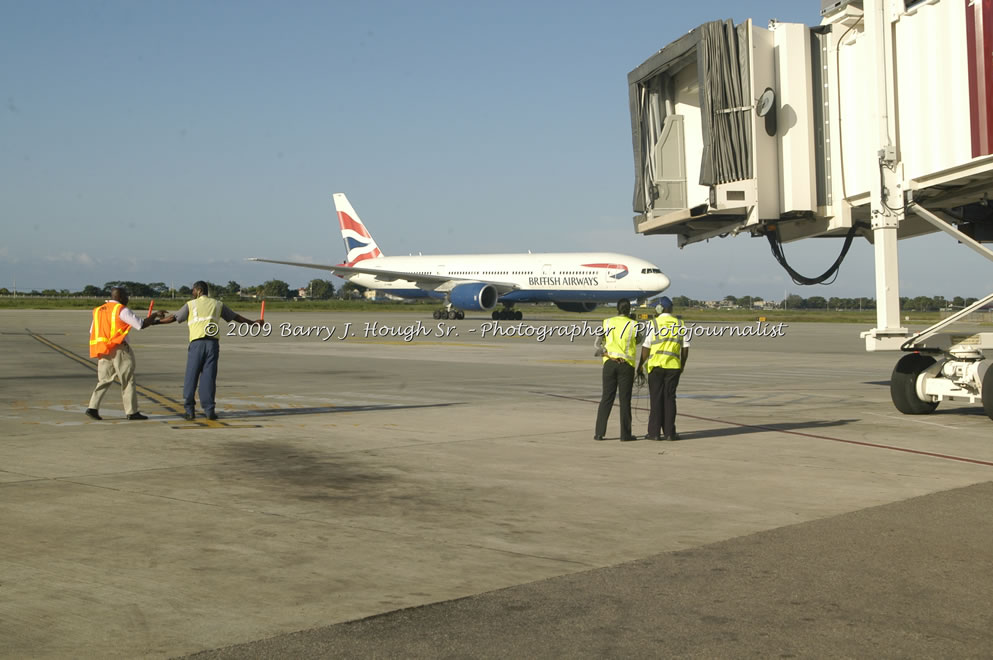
[333,193,384,266]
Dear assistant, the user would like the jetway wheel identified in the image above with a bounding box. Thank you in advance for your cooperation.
[983,364,993,421]
[890,353,939,415]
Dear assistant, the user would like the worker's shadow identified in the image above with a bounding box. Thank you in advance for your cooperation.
[676,418,858,441]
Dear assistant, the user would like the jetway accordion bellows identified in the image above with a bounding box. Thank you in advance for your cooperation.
[698,20,753,186]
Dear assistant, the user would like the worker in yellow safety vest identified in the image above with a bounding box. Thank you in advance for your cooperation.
[593,299,639,441]
[86,286,165,421]
[155,280,260,421]
[637,296,690,441]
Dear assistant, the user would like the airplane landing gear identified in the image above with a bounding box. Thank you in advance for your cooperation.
[491,307,523,321]
[433,306,464,320]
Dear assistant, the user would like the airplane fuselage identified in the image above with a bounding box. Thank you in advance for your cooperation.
[345,252,670,304]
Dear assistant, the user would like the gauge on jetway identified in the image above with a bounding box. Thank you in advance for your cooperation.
[756,87,777,136]
[756,87,775,117]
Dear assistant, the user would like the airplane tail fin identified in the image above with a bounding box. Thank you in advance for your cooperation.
[333,193,384,266]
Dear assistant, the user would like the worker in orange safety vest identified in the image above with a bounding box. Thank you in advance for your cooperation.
[86,286,164,420]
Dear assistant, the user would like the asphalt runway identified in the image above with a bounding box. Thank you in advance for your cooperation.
[1,309,991,658]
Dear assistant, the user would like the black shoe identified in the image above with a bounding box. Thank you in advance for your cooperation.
[206,412,218,421]
[126,412,148,420]
[645,434,662,441]
[85,408,102,421]
[619,436,637,442]
[663,433,681,441]
[183,412,195,421]
[593,434,606,441]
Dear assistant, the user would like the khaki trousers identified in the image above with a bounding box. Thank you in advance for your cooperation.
[88,343,138,415]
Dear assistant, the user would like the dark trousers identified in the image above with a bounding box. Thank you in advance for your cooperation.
[647,368,681,438]
[595,359,634,439]
[184,338,219,415]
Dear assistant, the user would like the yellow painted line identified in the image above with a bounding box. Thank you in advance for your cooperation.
[28,331,99,372]
[27,329,249,430]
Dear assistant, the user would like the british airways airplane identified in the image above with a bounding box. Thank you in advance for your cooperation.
[251,193,671,320]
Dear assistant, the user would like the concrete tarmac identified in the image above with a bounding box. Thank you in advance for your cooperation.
[1,309,991,658]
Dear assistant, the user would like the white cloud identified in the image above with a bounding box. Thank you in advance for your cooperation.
[43,252,96,267]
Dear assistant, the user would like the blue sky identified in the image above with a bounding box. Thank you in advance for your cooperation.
[1,0,987,300]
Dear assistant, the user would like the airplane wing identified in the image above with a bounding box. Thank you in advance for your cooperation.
[247,258,520,295]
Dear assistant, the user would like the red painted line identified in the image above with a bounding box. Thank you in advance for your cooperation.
[535,392,993,468]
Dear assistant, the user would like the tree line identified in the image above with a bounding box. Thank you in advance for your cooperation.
[0,279,361,300]
[0,284,981,311]
[672,294,984,312]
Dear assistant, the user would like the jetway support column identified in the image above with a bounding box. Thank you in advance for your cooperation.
[868,214,906,349]
[862,0,909,351]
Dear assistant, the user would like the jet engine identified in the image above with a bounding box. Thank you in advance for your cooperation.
[450,282,498,311]
[554,302,598,313]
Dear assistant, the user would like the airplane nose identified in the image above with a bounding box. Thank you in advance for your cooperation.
[657,273,670,291]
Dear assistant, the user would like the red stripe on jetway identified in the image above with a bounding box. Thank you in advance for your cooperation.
[967,0,980,156]
[984,0,993,155]
[968,0,993,157]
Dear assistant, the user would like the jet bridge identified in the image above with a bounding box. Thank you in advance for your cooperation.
[628,0,993,419]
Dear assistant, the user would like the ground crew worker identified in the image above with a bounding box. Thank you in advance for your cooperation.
[593,299,639,442]
[155,281,260,421]
[637,296,690,441]
[85,287,164,420]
